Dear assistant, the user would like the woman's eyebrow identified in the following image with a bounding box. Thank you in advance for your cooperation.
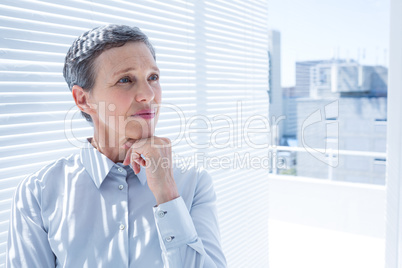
[112,66,160,78]
[113,67,136,78]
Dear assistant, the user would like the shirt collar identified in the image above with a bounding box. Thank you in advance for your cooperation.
[80,138,147,188]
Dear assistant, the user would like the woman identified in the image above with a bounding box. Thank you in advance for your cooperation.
[7,24,226,268]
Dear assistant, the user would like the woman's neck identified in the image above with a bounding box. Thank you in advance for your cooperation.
[90,134,127,163]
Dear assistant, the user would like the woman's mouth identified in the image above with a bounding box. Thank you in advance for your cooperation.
[132,109,155,120]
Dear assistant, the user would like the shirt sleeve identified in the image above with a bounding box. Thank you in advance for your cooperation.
[6,178,55,268]
[153,170,227,268]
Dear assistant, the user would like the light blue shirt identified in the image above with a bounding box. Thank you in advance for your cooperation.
[6,140,226,267]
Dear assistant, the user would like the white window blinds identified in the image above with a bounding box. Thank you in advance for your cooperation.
[0,1,270,267]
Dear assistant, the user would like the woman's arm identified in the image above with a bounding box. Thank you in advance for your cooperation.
[153,170,226,268]
[6,177,55,268]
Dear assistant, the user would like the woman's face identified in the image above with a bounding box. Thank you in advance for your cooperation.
[88,41,161,144]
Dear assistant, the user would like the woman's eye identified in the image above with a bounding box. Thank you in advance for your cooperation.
[118,77,131,83]
[149,74,159,81]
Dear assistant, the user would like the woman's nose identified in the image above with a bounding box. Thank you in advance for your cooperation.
[135,80,155,103]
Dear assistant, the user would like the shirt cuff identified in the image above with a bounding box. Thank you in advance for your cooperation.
[153,196,197,250]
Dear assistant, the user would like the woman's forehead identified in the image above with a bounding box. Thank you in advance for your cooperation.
[94,42,157,76]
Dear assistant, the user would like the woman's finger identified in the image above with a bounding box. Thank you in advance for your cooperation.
[133,162,141,174]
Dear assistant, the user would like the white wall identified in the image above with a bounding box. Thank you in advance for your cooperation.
[269,174,385,238]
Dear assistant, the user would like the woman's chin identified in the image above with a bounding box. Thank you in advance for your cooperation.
[124,128,155,141]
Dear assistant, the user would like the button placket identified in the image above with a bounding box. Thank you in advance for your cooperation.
[115,165,127,191]
[114,164,129,256]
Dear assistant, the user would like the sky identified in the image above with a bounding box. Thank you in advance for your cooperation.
[267,0,390,87]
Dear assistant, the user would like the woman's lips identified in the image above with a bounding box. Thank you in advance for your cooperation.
[132,109,155,120]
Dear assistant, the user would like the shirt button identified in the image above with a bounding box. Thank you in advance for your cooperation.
[118,185,124,190]
[119,224,125,230]
[158,211,166,218]
[165,236,174,243]
[118,167,124,172]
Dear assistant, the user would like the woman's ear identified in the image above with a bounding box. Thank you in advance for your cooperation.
[72,85,96,115]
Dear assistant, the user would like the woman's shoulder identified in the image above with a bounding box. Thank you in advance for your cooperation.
[172,161,214,195]
[173,161,211,181]
[172,162,217,209]
[17,153,81,192]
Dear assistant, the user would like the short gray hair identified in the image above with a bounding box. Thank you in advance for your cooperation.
[63,24,156,122]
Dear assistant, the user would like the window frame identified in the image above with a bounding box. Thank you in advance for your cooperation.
[385,0,402,266]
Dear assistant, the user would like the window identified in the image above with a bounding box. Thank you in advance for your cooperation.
[268,0,390,267]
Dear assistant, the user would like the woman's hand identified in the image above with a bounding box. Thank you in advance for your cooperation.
[122,137,179,205]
